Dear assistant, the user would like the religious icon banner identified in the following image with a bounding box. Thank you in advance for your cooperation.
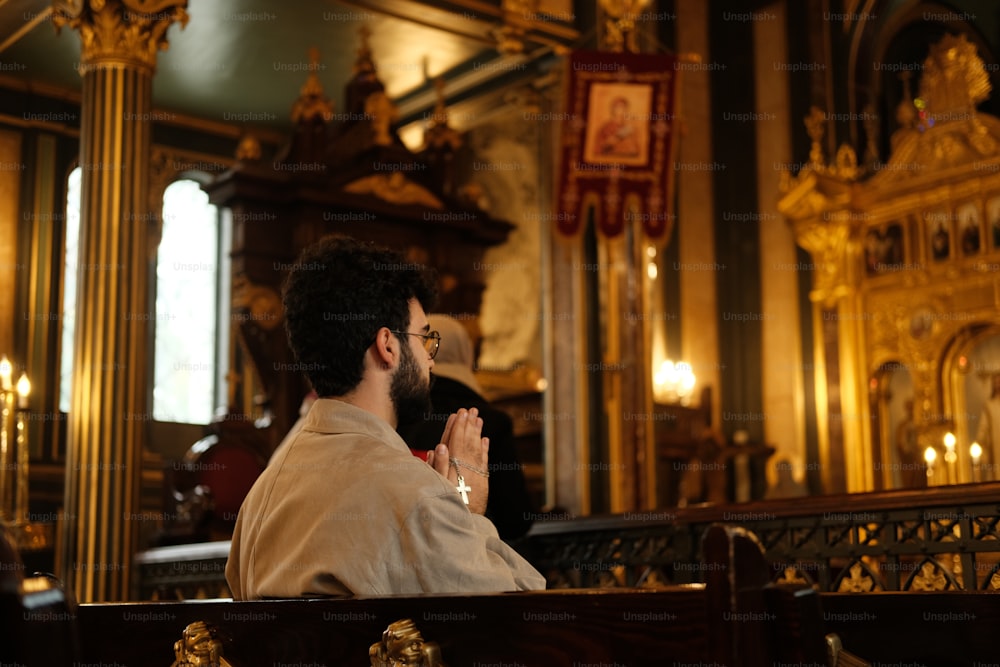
[555,50,679,244]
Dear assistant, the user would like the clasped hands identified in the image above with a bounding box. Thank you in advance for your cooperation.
[426,407,489,515]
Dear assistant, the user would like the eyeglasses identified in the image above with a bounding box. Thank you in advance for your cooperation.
[388,330,441,359]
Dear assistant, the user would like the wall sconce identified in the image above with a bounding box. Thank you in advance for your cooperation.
[653,359,696,405]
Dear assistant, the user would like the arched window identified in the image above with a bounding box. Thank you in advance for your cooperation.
[153,179,221,424]
[61,175,227,426]
[58,166,81,414]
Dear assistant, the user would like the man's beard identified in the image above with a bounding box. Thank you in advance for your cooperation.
[390,342,432,427]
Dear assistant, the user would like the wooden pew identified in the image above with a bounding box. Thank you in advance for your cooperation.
[0,528,77,666]
[8,525,839,666]
[822,592,1000,665]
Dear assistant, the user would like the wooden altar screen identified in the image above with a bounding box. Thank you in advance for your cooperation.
[202,46,514,452]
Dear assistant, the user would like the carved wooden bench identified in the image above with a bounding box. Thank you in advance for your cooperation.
[6,525,848,666]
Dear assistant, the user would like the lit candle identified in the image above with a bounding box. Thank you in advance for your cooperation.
[925,446,937,481]
[0,374,8,521]
[942,432,957,483]
[0,355,11,392]
[14,374,29,522]
[971,442,983,483]
[14,374,29,524]
[15,373,29,410]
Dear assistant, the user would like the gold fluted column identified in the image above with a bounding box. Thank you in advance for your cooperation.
[53,0,187,602]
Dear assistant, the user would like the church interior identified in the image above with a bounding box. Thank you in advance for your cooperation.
[3,0,1000,663]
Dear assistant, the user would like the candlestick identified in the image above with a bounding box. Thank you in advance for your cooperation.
[16,374,29,410]
[943,432,957,484]
[971,442,983,483]
[0,386,9,522]
[14,407,27,525]
[14,373,29,525]
[11,372,30,525]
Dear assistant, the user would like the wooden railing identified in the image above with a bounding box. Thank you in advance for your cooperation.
[524,482,1000,593]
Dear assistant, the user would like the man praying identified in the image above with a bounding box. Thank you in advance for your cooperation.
[225,235,545,598]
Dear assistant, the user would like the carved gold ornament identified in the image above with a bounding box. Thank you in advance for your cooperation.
[919,33,991,121]
[365,92,399,147]
[910,560,948,591]
[344,173,445,209]
[369,619,447,667]
[52,0,189,74]
[170,621,232,667]
[598,0,653,52]
[236,134,262,162]
[291,47,334,124]
[777,567,809,586]
[837,562,875,593]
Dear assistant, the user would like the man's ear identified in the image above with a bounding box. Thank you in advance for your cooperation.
[372,327,397,371]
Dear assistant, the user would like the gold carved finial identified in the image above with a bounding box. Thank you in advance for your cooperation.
[804,106,827,168]
[918,33,991,123]
[369,619,447,667]
[831,144,859,181]
[290,47,334,124]
[52,0,189,74]
[431,77,448,125]
[170,621,232,667]
[235,133,262,161]
[895,71,918,130]
[365,91,399,146]
[422,77,462,151]
[355,24,375,74]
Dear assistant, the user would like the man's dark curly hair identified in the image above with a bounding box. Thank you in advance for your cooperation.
[282,235,437,397]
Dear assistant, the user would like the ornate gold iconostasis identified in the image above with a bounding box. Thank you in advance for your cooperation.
[780,34,1000,494]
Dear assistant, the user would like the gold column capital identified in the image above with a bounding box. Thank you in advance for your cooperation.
[792,217,854,307]
[52,0,188,74]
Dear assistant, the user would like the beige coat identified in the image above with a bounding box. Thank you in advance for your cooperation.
[226,398,545,598]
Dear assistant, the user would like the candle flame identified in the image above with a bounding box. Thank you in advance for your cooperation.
[0,355,10,390]
[16,373,29,398]
[971,442,983,459]
[943,432,956,451]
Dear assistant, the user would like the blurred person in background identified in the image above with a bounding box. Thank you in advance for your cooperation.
[400,314,536,542]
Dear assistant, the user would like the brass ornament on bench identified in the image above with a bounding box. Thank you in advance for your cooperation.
[369,618,447,667]
[170,620,233,667]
